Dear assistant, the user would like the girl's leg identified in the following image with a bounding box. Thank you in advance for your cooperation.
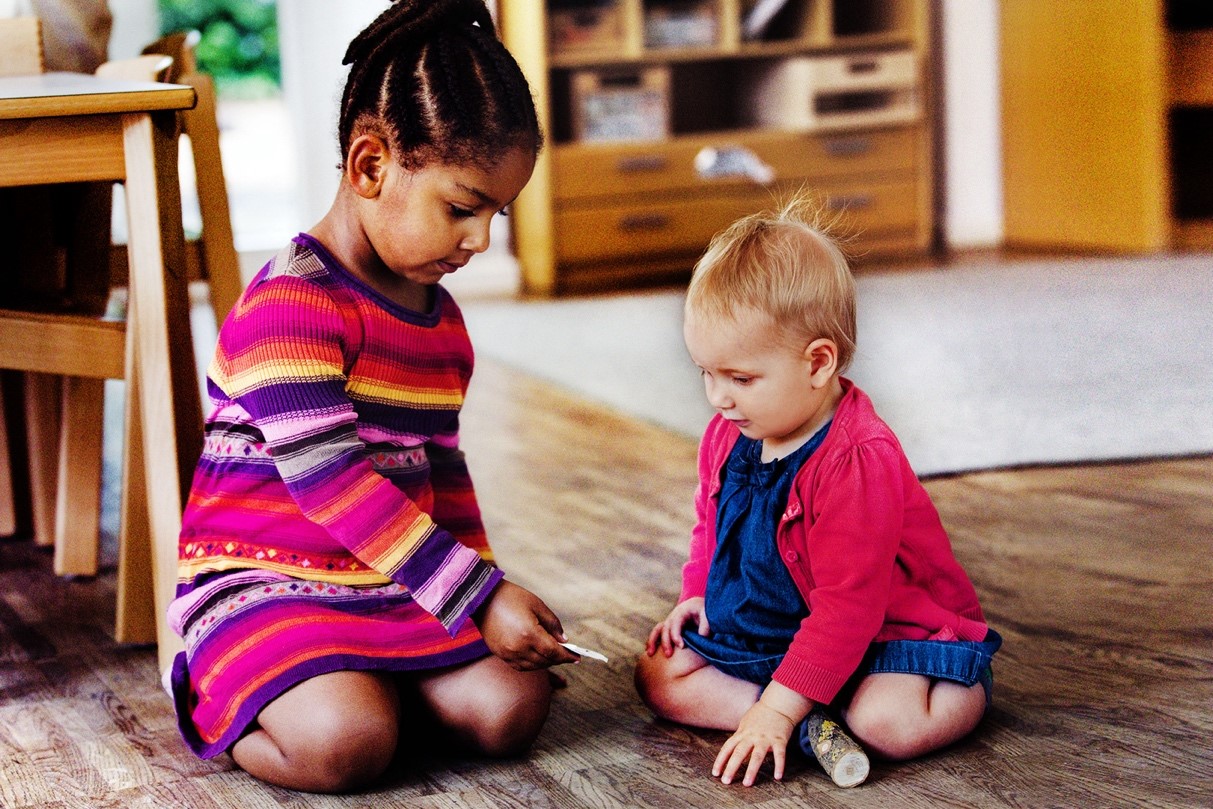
[412,655,553,757]
[842,673,986,761]
[230,670,401,793]
[634,646,761,730]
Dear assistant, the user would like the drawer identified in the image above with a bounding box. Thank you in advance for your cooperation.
[555,194,756,265]
[554,177,920,265]
[552,127,919,202]
[816,177,921,238]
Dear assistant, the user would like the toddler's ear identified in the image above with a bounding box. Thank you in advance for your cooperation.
[345,133,390,198]
[804,338,839,386]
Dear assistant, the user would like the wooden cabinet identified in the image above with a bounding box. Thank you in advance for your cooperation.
[1001,1,1213,253]
[499,0,935,295]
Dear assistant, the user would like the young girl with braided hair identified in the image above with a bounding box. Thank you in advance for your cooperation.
[167,0,579,792]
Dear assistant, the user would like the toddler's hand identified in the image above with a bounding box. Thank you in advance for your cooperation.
[713,701,795,787]
[474,580,579,671]
[645,596,709,657]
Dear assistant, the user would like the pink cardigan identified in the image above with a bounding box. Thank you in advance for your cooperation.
[678,378,989,704]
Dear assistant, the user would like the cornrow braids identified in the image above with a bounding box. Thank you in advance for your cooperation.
[338,0,541,171]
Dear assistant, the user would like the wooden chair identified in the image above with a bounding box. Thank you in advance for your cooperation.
[0,17,43,77]
[108,30,243,323]
[0,53,175,642]
[2,22,242,574]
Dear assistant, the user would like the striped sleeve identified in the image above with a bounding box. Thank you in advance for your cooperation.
[211,273,500,633]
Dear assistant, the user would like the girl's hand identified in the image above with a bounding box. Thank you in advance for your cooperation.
[645,597,709,657]
[712,702,796,786]
[474,581,579,671]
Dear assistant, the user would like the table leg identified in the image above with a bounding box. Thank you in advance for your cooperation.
[120,108,202,672]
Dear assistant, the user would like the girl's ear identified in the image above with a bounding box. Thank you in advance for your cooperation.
[345,133,390,199]
[804,338,839,387]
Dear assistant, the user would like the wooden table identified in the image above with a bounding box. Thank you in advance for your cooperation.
[0,72,201,670]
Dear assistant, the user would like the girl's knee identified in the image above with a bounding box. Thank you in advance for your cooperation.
[469,670,551,757]
[293,708,399,792]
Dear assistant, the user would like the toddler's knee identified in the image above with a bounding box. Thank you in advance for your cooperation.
[633,654,677,720]
[844,708,924,761]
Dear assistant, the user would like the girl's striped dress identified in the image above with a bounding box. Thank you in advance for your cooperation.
[168,234,503,758]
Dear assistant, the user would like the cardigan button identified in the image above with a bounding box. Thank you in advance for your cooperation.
[785,551,799,563]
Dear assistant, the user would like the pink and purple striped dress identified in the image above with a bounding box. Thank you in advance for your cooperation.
[168,234,503,758]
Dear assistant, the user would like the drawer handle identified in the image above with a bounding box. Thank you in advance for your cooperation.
[823,137,874,157]
[825,194,874,211]
[617,155,668,173]
[619,213,671,231]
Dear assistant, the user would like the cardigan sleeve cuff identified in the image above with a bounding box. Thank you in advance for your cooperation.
[771,652,855,705]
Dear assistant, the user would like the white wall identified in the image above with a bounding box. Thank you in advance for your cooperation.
[276,1,384,228]
[106,0,158,60]
[939,0,1003,249]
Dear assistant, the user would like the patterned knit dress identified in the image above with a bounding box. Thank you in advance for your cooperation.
[168,234,503,758]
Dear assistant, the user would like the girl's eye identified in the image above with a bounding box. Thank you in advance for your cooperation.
[449,205,476,218]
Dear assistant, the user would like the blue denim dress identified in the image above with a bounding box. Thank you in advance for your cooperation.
[681,423,830,684]
[681,421,1001,703]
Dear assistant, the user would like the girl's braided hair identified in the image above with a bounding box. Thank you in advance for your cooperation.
[338,0,541,170]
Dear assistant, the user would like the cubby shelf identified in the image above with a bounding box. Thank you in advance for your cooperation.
[500,0,935,295]
[1002,0,1213,254]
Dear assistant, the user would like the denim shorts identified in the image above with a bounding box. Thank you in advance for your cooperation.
[682,628,1003,705]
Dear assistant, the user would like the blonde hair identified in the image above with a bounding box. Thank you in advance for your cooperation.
[685,196,857,371]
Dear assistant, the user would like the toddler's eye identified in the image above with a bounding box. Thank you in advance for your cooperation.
[732,376,753,385]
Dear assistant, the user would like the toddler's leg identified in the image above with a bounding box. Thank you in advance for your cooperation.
[842,672,986,761]
[634,646,761,729]
[413,655,553,757]
[230,670,401,793]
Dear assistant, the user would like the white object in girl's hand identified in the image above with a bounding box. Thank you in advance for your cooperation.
[561,642,609,663]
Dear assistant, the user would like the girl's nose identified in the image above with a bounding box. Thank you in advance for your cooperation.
[461,218,492,253]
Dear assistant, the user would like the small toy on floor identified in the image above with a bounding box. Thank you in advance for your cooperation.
[801,708,870,788]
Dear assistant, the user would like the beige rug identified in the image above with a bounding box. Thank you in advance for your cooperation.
[461,252,1213,478]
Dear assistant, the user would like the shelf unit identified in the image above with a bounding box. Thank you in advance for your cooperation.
[499,0,935,295]
[1001,0,1213,253]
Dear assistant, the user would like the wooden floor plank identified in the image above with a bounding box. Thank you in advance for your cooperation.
[0,358,1210,807]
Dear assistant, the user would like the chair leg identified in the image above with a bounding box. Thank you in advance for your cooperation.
[0,386,14,538]
[114,369,155,644]
[182,70,243,323]
[52,376,104,577]
[23,372,62,548]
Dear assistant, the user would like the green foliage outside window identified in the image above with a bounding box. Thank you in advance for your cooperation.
[159,0,280,98]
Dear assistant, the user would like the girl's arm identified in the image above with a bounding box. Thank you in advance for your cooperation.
[214,276,498,635]
[426,438,492,563]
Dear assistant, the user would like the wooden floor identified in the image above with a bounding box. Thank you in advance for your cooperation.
[1,359,1211,808]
